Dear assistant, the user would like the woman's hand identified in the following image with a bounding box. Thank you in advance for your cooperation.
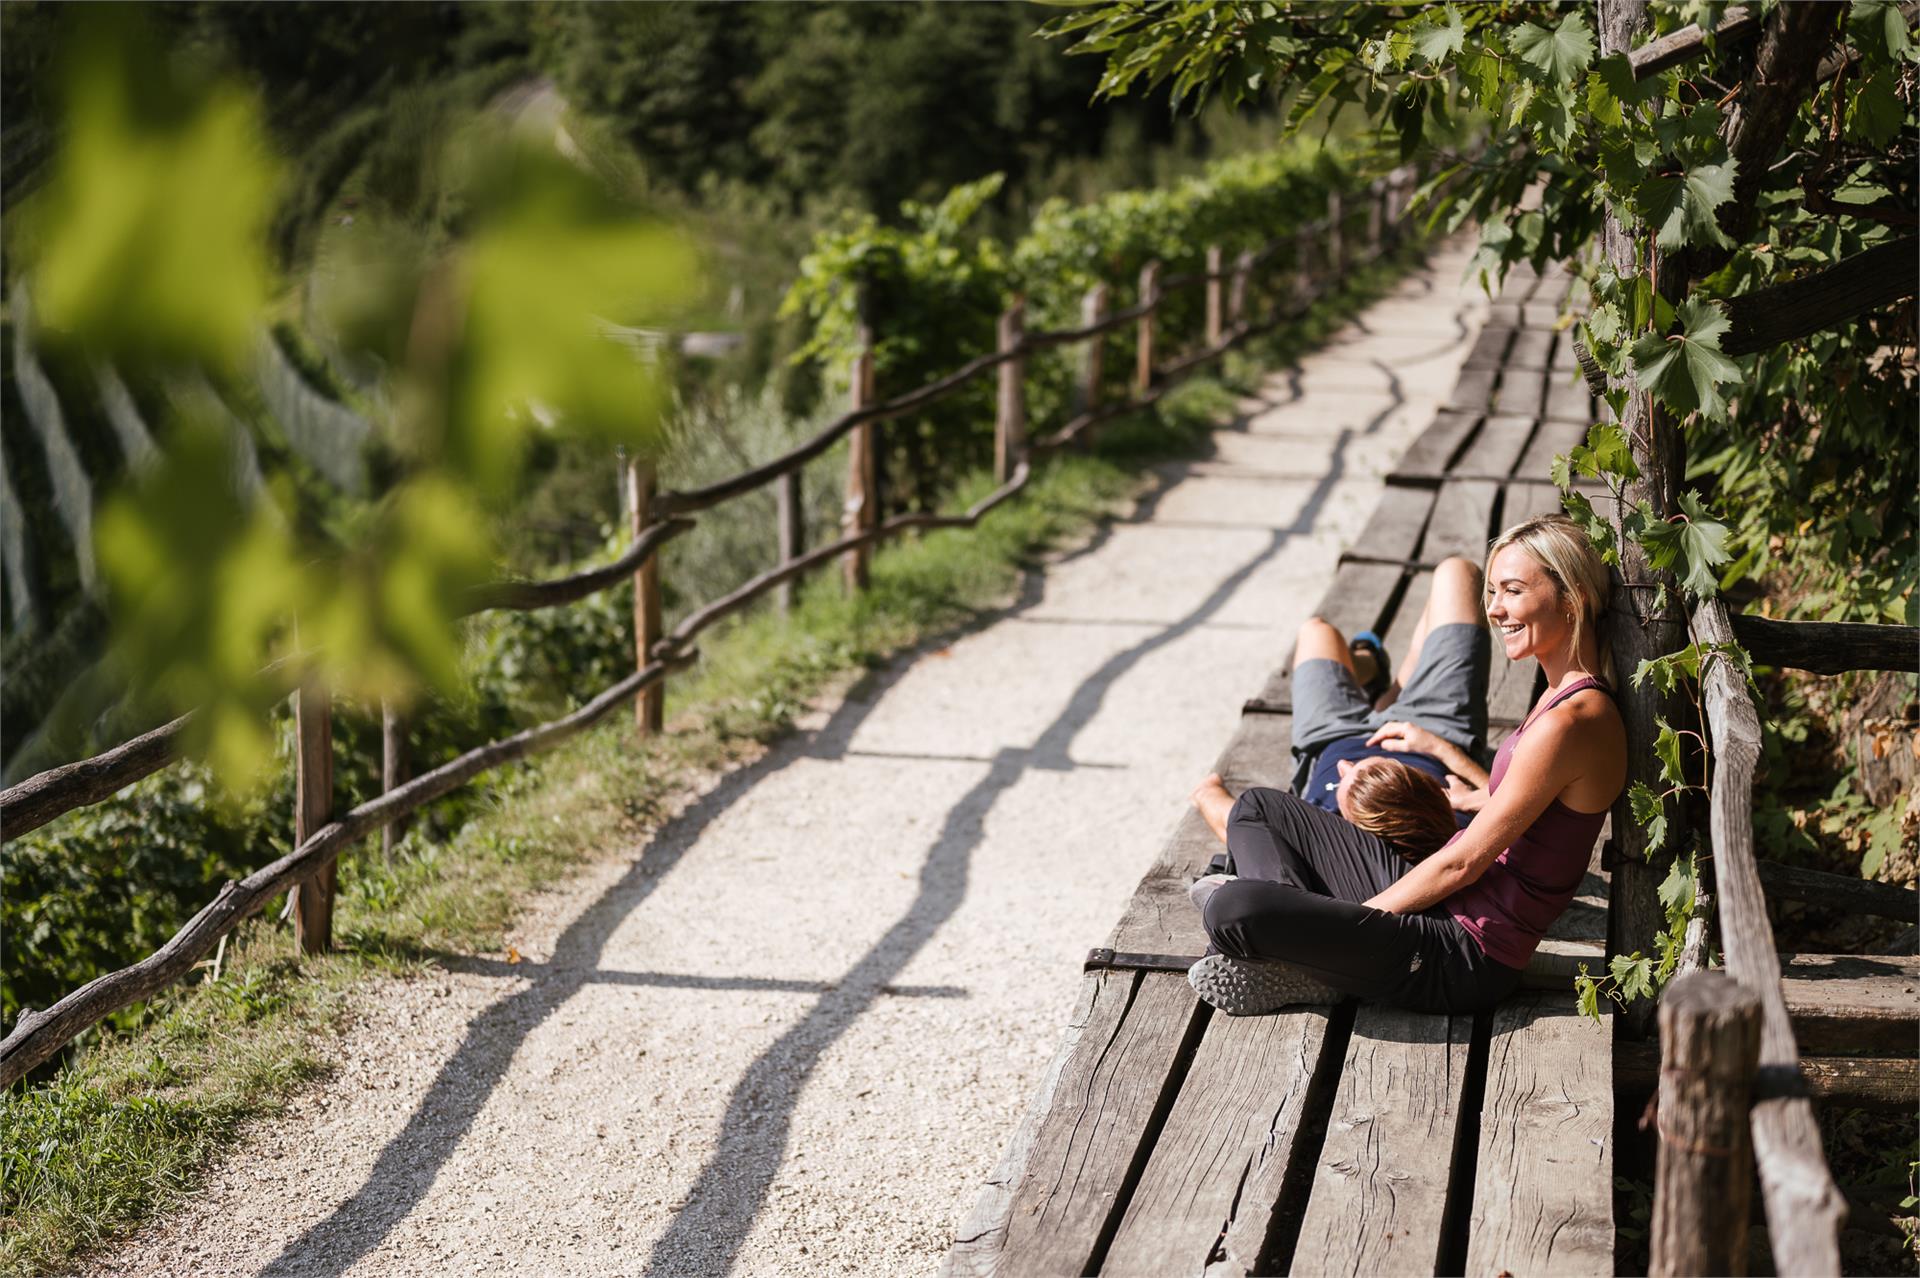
[1444,775,1489,813]
[1366,720,1442,756]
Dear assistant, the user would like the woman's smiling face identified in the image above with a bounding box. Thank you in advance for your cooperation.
[1485,545,1570,663]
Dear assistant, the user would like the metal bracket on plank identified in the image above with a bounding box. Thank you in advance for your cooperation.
[1084,948,1203,974]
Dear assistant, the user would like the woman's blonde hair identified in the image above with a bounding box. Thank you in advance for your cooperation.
[1485,513,1613,683]
[1345,760,1457,863]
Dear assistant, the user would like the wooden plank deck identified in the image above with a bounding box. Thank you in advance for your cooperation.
[944,255,1625,1277]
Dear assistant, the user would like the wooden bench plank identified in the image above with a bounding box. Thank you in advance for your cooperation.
[1391,411,1482,483]
[1465,994,1615,1277]
[1513,417,1588,483]
[943,973,1106,1277]
[1452,414,1535,481]
[1347,485,1436,563]
[1544,372,1597,425]
[1552,331,1583,372]
[1445,367,1498,415]
[1462,325,1516,371]
[999,971,1205,1274]
[1103,1007,1339,1277]
[1422,480,1500,563]
[1314,560,1407,640]
[1506,329,1556,371]
[1292,1006,1473,1276]
[1521,300,1566,328]
[1494,367,1547,420]
[1780,953,1920,1055]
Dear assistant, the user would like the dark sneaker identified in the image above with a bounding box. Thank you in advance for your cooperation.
[1187,953,1342,1015]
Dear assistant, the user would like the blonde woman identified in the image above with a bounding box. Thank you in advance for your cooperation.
[1187,515,1627,1015]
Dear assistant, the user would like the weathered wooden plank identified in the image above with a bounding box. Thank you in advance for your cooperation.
[1391,411,1482,483]
[1347,485,1437,563]
[1451,414,1536,481]
[1494,367,1548,420]
[943,973,1105,1277]
[1544,371,1597,425]
[1506,328,1556,371]
[1552,331,1583,372]
[1383,570,1434,680]
[1496,269,1538,303]
[1462,325,1516,371]
[1313,561,1406,641]
[1502,479,1573,524]
[1513,416,1589,484]
[1421,480,1500,563]
[1292,1007,1472,1276]
[998,971,1205,1275]
[1521,300,1566,328]
[1779,953,1920,1055]
[1106,715,1295,955]
[1445,367,1498,415]
[1486,301,1523,328]
[1465,994,1614,1277]
[1103,1007,1339,1277]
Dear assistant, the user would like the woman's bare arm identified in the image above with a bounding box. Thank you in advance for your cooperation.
[1363,715,1586,915]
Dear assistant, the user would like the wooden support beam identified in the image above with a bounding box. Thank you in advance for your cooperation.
[1078,283,1108,450]
[1616,1041,1920,1112]
[1628,5,1759,79]
[1722,238,1919,357]
[1756,859,1918,921]
[1651,972,1762,1277]
[842,346,877,594]
[626,459,664,734]
[1135,261,1160,395]
[1728,612,1919,675]
[290,682,334,956]
[380,700,407,861]
[775,470,803,615]
[1204,245,1224,347]
[996,298,1026,485]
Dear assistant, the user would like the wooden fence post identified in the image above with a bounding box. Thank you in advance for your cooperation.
[842,343,876,593]
[776,469,803,615]
[1135,260,1160,395]
[1650,971,1763,1277]
[995,297,1026,483]
[1078,284,1107,449]
[626,458,663,733]
[290,682,334,956]
[1294,224,1315,308]
[1228,250,1253,329]
[380,699,407,862]
[1204,245,1224,347]
[1327,189,1345,280]
[1367,179,1385,252]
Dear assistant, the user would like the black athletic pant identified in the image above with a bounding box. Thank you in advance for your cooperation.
[1201,787,1522,1014]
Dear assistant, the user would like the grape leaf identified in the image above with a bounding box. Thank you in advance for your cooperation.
[1635,160,1737,250]
[1656,851,1695,916]
[1583,423,1640,479]
[1629,297,1741,420]
[1511,11,1595,86]
[1631,781,1670,853]
[1411,4,1465,62]
[1654,716,1687,786]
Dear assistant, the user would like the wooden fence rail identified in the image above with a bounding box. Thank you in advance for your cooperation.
[0,170,1422,1084]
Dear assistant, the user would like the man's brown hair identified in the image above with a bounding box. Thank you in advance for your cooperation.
[1345,759,1457,862]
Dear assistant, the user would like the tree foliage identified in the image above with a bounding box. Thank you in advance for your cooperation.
[1044,0,1917,624]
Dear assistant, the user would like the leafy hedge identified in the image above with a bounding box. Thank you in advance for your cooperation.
[781,140,1383,512]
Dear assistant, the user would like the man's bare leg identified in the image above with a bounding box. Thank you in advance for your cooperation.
[1190,773,1236,843]
[1291,616,1355,675]
[1395,555,1486,690]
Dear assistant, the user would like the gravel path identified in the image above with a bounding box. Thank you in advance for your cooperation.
[86,242,1487,1278]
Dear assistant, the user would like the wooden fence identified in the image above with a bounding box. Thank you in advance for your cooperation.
[0,169,1422,1087]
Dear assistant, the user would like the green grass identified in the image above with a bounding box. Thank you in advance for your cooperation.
[0,239,1426,1277]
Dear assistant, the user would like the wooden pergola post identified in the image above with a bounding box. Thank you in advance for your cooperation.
[1135,260,1160,395]
[290,681,334,955]
[775,470,804,615]
[1326,189,1345,280]
[1204,245,1224,347]
[626,458,663,733]
[995,297,1026,484]
[842,342,877,593]
[1228,250,1253,329]
[1366,179,1385,253]
[380,699,407,862]
[1078,283,1108,448]
[1650,972,1762,1276]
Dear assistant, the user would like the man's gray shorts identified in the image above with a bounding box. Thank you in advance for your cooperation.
[1288,622,1492,793]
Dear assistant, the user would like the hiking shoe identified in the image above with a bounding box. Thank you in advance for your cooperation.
[1187,953,1342,1015]
[1187,873,1238,914]
[1350,630,1391,702]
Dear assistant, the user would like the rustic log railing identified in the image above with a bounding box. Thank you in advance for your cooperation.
[0,169,1421,1088]
[1646,597,1908,1274]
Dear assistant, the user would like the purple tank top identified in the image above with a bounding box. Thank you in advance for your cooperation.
[1445,677,1612,969]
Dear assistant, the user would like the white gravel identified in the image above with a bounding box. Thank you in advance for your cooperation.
[84,242,1487,1278]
